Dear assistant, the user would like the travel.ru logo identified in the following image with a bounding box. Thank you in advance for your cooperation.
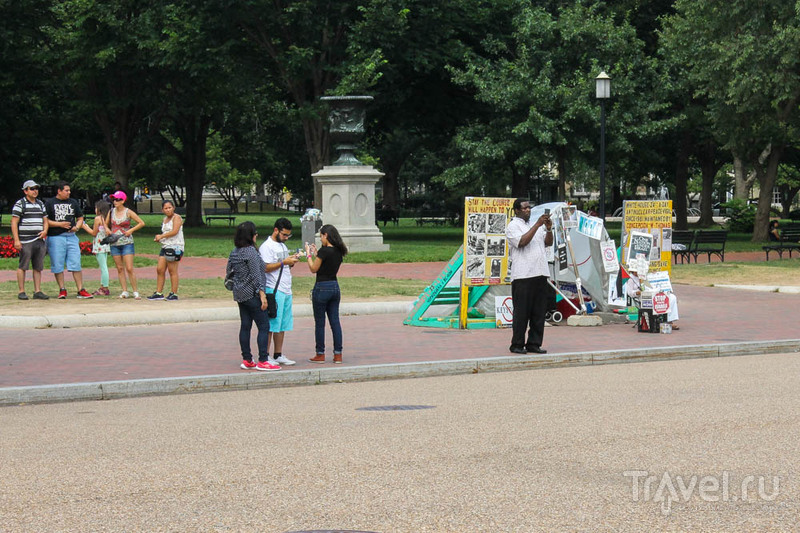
[623,470,780,516]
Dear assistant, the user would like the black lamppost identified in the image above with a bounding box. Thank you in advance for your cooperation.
[595,71,611,221]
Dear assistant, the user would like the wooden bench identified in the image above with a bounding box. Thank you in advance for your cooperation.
[762,223,800,260]
[671,230,694,264]
[690,230,727,263]
[204,207,236,226]
[377,207,399,226]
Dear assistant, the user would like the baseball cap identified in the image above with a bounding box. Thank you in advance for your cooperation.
[22,180,39,190]
[110,190,128,202]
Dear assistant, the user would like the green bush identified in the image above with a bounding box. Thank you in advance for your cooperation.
[722,198,756,232]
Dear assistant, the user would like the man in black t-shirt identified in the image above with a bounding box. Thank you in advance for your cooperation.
[45,181,93,299]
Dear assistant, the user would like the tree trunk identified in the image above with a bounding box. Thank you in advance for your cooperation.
[163,114,211,227]
[696,139,721,227]
[300,115,329,209]
[673,131,692,230]
[779,184,800,218]
[511,167,527,198]
[556,148,567,201]
[752,145,784,242]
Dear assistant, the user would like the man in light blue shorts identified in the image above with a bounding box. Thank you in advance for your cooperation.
[45,181,93,299]
[259,218,300,366]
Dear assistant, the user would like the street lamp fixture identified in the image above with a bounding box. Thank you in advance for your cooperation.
[595,71,611,221]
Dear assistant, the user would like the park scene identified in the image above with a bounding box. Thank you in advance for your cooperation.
[2,1,800,531]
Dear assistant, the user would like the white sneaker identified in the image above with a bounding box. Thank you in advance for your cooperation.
[119,291,130,299]
[273,354,296,366]
[133,291,141,300]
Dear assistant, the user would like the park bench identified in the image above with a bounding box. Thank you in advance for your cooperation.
[671,230,694,264]
[762,223,800,260]
[204,207,236,226]
[689,229,727,263]
[377,206,399,226]
[415,209,456,226]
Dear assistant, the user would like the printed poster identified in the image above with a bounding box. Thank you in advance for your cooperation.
[463,197,515,286]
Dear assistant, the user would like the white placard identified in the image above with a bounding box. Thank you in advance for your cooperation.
[576,213,604,240]
[600,239,619,273]
[495,295,514,328]
[646,271,673,293]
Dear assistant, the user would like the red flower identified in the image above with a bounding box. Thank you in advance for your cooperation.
[0,236,93,258]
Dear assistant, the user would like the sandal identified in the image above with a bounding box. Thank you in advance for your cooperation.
[119,291,130,299]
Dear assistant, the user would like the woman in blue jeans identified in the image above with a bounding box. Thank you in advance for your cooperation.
[226,221,280,372]
[305,224,348,364]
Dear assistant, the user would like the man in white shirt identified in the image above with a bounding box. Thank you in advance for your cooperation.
[505,198,554,354]
[259,218,300,365]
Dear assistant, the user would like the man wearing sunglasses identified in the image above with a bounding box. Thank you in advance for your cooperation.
[44,180,93,299]
[10,180,50,300]
[259,217,301,366]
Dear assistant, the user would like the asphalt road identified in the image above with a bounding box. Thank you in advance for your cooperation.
[1,352,798,532]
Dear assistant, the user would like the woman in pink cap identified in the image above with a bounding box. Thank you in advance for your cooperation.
[107,191,145,299]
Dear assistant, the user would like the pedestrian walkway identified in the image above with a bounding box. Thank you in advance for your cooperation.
[2,279,799,404]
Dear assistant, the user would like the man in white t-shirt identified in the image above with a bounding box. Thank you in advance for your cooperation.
[505,198,553,354]
[259,218,300,365]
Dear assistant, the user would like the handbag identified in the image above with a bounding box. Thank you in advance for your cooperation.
[266,261,284,319]
[224,269,235,291]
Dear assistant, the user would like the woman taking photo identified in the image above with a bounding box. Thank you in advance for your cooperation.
[226,221,280,372]
[107,190,145,299]
[148,200,184,301]
[305,224,347,364]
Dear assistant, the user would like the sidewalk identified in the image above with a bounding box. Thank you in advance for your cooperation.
[2,255,800,405]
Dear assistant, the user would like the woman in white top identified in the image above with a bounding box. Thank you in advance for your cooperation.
[107,190,145,299]
[148,200,184,301]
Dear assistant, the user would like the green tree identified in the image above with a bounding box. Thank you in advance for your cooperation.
[447,1,664,205]
[45,0,175,193]
[663,0,800,240]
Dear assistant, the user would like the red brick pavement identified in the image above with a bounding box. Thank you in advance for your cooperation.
[0,250,775,285]
[2,285,799,388]
[0,256,447,283]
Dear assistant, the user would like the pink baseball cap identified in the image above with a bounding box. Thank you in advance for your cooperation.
[110,191,127,201]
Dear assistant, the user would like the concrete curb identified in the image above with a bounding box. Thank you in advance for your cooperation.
[0,301,414,329]
[3,339,799,406]
[715,284,800,294]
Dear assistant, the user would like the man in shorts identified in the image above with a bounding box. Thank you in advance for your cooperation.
[45,180,93,299]
[10,180,50,300]
[259,217,300,366]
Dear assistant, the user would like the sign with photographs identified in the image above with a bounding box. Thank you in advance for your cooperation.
[621,200,672,274]
[463,197,515,286]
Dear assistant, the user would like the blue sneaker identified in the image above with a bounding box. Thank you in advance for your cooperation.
[166,293,179,301]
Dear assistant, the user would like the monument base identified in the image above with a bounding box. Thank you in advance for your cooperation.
[313,165,390,253]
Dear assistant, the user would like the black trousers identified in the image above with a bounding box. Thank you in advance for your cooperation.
[510,276,549,350]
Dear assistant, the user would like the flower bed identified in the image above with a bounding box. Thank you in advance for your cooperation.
[0,236,93,258]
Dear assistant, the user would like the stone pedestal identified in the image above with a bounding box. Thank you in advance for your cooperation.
[312,165,390,252]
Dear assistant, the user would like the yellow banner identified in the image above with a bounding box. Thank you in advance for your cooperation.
[621,200,673,274]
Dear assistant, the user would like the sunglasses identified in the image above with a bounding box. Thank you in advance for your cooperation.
[27,187,40,191]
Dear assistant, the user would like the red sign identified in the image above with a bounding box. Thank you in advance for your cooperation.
[653,292,670,314]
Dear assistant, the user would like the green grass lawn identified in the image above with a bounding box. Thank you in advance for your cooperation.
[0,215,781,271]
